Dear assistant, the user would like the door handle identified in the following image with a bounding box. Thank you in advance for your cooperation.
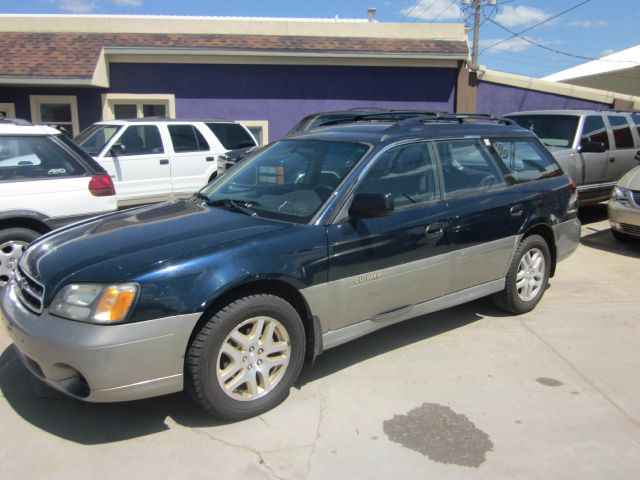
[425,222,444,238]
[159,159,169,165]
[634,151,640,162]
[609,156,615,163]
[510,204,524,217]
[206,156,215,162]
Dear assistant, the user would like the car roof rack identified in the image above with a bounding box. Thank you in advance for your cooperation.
[316,110,445,128]
[0,116,35,126]
[398,113,517,126]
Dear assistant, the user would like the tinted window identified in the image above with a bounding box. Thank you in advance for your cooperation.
[0,135,84,180]
[117,125,164,155]
[507,115,579,148]
[436,140,504,194]
[631,113,640,137]
[356,143,439,208]
[608,115,634,149]
[205,123,256,150]
[489,138,561,183]
[168,125,210,153]
[581,116,609,150]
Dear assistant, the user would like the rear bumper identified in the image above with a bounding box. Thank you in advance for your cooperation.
[1,280,201,402]
[553,217,581,263]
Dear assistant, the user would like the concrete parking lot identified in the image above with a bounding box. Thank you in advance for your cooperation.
[1,205,639,480]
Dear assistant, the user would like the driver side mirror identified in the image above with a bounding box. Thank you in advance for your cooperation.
[349,193,394,219]
[578,141,607,154]
[109,143,126,157]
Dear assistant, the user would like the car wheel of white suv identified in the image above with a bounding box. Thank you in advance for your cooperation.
[0,227,39,287]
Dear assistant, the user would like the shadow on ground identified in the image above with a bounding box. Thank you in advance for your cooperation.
[0,299,505,445]
[577,203,640,258]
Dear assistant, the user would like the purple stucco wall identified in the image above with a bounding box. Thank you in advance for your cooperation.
[108,63,458,140]
[477,81,611,116]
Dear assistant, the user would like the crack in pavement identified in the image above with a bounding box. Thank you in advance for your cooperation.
[304,387,326,480]
[519,318,640,439]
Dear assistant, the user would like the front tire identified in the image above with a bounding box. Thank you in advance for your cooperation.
[186,294,305,420]
[494,234,551,314]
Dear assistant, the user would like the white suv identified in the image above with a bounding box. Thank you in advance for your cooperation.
[75,119,258,206]
[0,118,117,286]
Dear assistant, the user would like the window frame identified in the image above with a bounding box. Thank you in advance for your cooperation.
[237,120,269,146]
[0,102,16,119]
[29,95,80,136]
[101,93,176,121]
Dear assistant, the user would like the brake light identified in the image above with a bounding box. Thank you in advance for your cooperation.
[89,174,116,197]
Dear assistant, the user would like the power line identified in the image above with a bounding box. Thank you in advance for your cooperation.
[480,0,592,54]
[429,0,458,23]
[404,0,439,22]
[401,0,423,22]
[484,16,640,66]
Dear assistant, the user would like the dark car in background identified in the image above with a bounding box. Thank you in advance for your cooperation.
[1,112,580,421]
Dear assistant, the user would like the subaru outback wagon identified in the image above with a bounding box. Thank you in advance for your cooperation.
[1,112,580,420]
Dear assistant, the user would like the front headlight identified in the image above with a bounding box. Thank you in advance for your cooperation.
[49,283,138,324]
[611,186,630,205]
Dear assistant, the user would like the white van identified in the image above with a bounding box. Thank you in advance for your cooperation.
[75,119,258,206]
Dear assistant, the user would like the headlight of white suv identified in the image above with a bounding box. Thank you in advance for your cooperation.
[49,283,138,324]
[611,186,630,205]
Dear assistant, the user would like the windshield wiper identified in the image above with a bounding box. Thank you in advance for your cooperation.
[205,198,261,216]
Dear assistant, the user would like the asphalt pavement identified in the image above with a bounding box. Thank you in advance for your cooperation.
[1,204,639,480]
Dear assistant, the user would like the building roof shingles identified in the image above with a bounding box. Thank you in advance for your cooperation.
[0,32,468,79]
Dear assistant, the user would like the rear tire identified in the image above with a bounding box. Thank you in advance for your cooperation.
[0,227,40,287]
[186,294,305,420]
[494,234,550,314]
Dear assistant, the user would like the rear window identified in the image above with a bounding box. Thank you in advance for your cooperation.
[205,123,256,150]
[607,115,635,149]
[507,115,579,148]
[0,135,84,180]
[488,138,562,183]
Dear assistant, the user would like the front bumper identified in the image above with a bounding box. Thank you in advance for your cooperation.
[1,281,201,402]
[608,199,640,238]
[552,217,581,263]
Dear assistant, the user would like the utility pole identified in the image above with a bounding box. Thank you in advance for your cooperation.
[464,0,496,70]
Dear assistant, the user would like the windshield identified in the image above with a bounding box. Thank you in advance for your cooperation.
[507,115,579,148]
[198,139,369,223]
[74,124,122,156]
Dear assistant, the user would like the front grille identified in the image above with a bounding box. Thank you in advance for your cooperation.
[14,267,44,314]
[621,223,640,237]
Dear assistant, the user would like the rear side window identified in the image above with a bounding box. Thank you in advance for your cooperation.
[0,135,84,180]
[581,116,609,149]
[436,140,504,195]
[488,138,561,183]
[168,125,210,153]
[205,123,256,150]
[118,125,164,155]
[631,113,640,137]
[608,115,635,149]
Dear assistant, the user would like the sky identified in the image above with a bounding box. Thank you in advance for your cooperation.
[1,0,638,78]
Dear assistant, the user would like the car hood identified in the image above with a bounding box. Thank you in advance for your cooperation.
[20,199,291,294]
[618,165,640,189]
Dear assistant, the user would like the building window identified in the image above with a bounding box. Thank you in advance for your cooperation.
[0,103,16,119]
[239,120,269,146]
[102,94,176,120]
[29,95,79,136]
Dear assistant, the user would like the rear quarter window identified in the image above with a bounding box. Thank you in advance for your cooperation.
[607,115,635,149]
[0,135,84,181]
[205,123,256,150]
[488,138,561,183]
